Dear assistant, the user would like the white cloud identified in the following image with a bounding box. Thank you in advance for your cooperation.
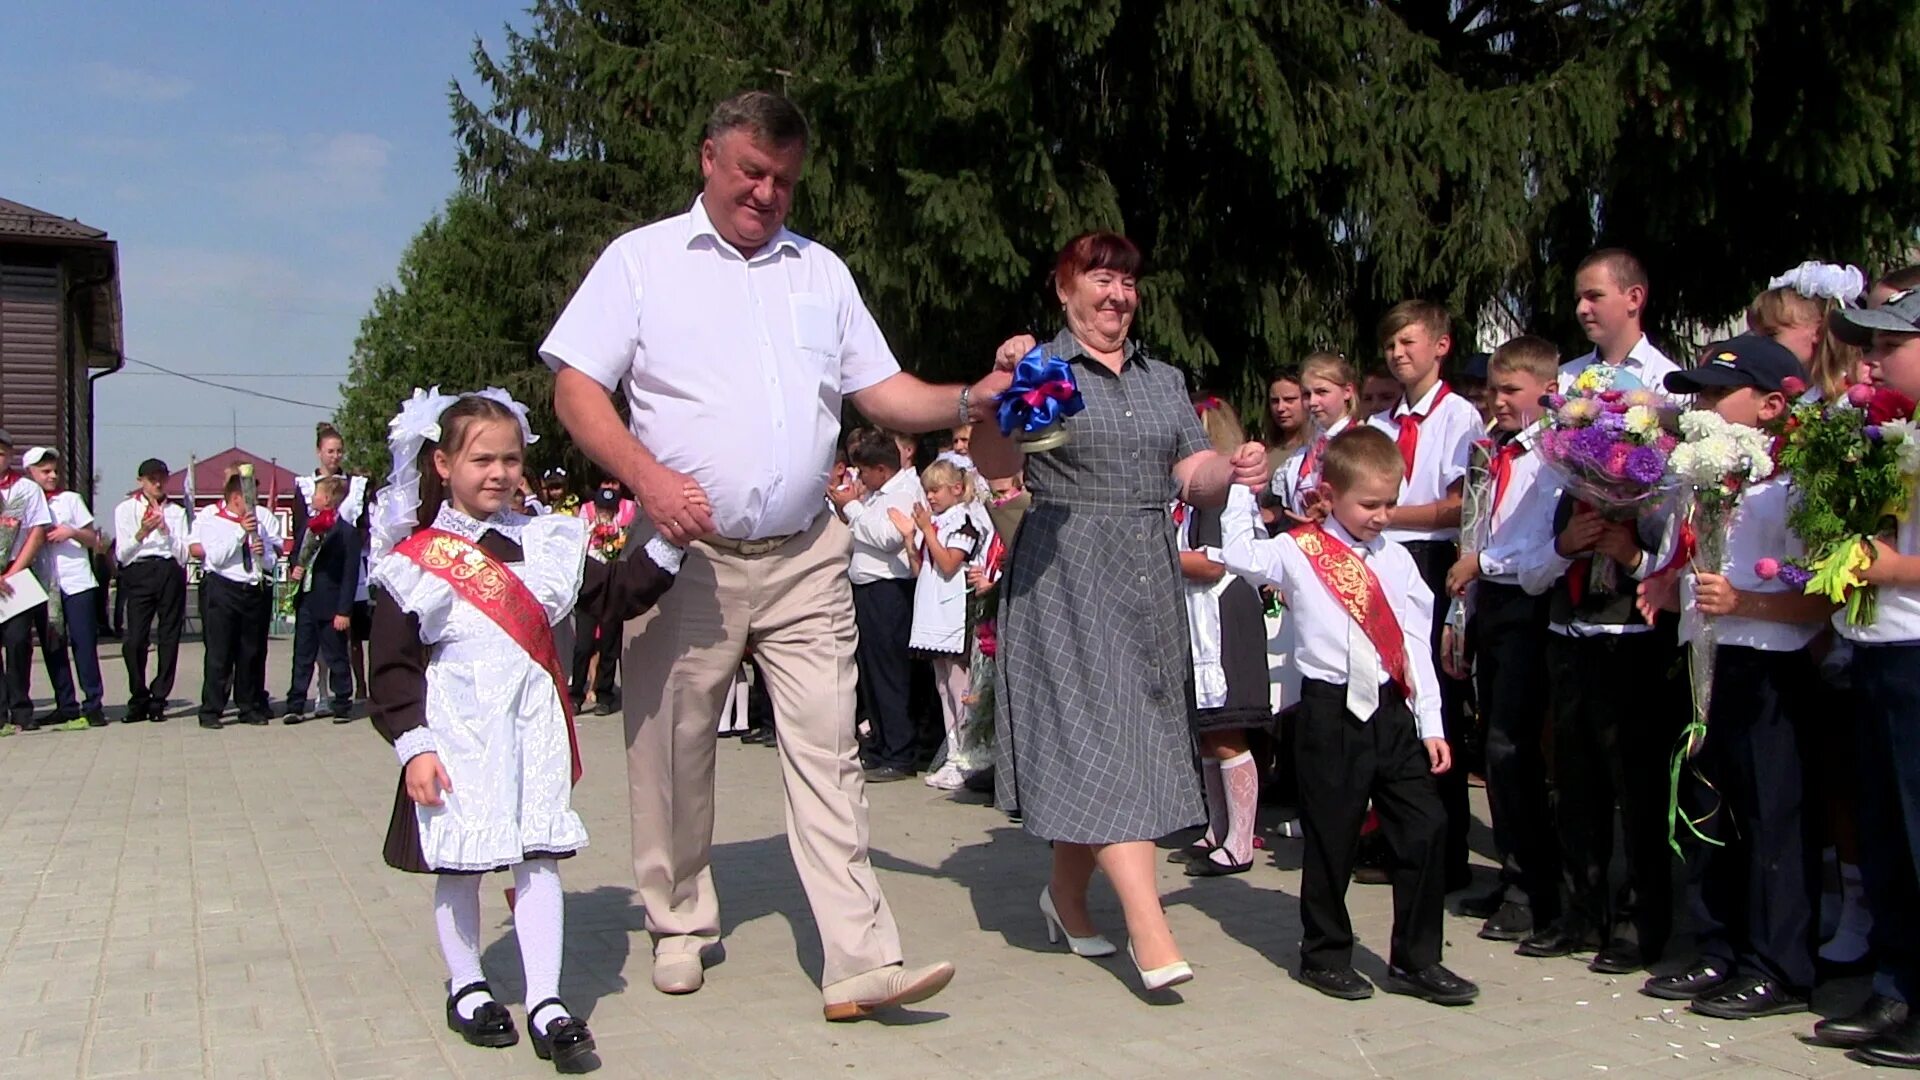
[120,245,369,315]
[82,62,191,104]
[226,131,394,214]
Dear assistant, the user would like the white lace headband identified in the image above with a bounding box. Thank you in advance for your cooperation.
[1769,261,1865,306]
[367,385,540,562]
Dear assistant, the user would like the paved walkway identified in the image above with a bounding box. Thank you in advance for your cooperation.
[0,638,1882,1079]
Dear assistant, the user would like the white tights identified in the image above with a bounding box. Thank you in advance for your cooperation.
[434,859,570,1030]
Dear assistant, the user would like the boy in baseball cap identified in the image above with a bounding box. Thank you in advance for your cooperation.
[1663,333,1807,400]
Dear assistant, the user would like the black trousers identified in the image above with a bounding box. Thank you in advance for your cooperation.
[0,610,36,724]
[1295,678,1448,972]
[569,610,622,705]
[1851,643,1920,1005]
[1403,539,1470,883]
[199,576,272,724]
[120,557,186,717]
[1473,582,1561,918]
[1681,644,1819,990]
[852,578,916,770]
[1547,626,1687,958]
[285,593,351,711]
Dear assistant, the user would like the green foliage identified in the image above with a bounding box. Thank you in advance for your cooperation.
[338,0,1920,450]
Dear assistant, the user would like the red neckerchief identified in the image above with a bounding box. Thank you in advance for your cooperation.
[1287,522,1410,696]
[215,503,249,524]
[308,509,338,534]
[1487,436,1528,517]
[1394,383,1452,479]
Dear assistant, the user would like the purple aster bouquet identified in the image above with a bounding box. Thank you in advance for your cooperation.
[1536,368,1680,591]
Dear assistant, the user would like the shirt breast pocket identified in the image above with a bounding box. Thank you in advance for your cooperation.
[789,293,840,358]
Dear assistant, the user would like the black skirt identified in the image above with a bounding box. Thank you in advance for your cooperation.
[1194,575,1276,733]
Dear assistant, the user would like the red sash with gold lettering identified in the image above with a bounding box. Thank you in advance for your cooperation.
[395,528,582,784]
[1287,523,1410,695]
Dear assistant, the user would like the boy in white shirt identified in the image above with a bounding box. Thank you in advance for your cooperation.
[1368,300,1484,892]
[0,429,52,735]
[1559,248,1681,396]
[189,473,281,729]
[24,447,107,729]
[113,457,191,723]
[1222,426,1477,1007]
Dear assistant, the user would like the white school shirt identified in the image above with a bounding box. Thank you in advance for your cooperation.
[1368,382,1482,545]
[38,490,99,593]
[0,473,51,568]
[1517,481,1681,637]
[1470,423,1550,586]
[539,195,903,542]
[843,467,925,585]
[1558,334,1682,399]
[189,505,282,587]
[1271,415,1352,517]
[1220,487,1444,739]
[113,496,190,566]
[1678,477,1819,652]
[1837,485,1920,644]
[908,503,987,654]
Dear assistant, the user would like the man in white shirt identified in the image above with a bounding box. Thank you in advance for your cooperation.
[189,472,281,729]
[113,457,191,723]
[544,91,1008,1018]
[0,429,52,734]
[24,447,107,729]
[831,428,926,782]
[1558,248,1682,395]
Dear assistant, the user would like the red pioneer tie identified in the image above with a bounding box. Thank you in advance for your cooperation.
[1488,438,1527,517]
[1394,383,1451,479]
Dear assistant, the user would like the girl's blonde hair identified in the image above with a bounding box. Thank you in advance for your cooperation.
[920,459,977,503]
[1747,286,1861,399]
[1299,350,1361,421]
[1192,395,1246,455]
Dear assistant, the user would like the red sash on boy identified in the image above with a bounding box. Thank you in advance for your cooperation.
[1287,522,1410,695]
[393,528,583,784]
[1394,382,1451,479]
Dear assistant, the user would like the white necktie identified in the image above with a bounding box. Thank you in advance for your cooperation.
[1345,544,1382,720]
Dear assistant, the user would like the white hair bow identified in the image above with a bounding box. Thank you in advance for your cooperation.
[472,386,541,448]
[1769,261,1866,306]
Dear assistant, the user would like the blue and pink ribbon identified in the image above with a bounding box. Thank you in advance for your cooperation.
[996,346,1086,436]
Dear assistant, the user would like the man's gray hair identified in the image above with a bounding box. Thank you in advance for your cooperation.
[706,90,810,148]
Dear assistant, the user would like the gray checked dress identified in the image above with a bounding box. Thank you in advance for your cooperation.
[994,328,1213,843]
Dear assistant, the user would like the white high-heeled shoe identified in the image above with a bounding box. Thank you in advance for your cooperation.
[1038,888,1117,958]
[1128,941,1194,991]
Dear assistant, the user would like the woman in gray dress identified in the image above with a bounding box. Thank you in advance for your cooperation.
[972,232,1268,991]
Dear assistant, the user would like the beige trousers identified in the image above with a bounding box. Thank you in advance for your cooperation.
[622,513,903,986]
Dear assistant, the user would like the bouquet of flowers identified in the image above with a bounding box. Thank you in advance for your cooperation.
[1535,367,1680,592]
[588,518,627,563]
[1767,381,1920,626]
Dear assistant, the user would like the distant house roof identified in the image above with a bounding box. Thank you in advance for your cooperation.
[0,196,110,244]
[162,448,304,501]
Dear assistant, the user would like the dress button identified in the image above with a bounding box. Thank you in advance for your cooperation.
[1124,410,1133,417]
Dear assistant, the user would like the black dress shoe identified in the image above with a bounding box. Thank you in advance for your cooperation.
[1814,994,1910,1048]
[1478,902,1534,942]
[1689,976,1807,1020]
[241,713,271,726]
[445,981,517,1048]
[121,706,148,724]
[199,717,223,730]
[528,998,595,1073]
[1457,887,1506,920]
[1387,963,1480,1006]
[85,711,108,728]
[1857,1015,1920,1069]
[1516,922,1600,958]
[1642,963,1732,1001]
[1589,941,1645,974]
[863,765,912,783]
[1299,964,1374,1001]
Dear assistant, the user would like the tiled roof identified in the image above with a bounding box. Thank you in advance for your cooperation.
[0,196,109,242]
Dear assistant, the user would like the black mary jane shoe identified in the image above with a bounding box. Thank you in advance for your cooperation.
[1167,841,1213,865]
[1184,851,1252,877]
[445,981,518,1048]
[529,999,596,1073]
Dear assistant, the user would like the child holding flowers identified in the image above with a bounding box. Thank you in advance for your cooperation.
[1635,336,1835,1020]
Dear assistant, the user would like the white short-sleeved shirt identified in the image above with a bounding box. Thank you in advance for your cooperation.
[1368,381,1483,545]
[40,490,98,593]
[1558,334,1682,399]
[1680,477,1819,652]
[539,195,903,541]
[0,474,52,566]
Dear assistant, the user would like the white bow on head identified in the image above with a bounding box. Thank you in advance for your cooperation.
[1769,261,1866,306]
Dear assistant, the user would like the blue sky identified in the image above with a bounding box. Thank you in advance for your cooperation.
[1,1,530,500]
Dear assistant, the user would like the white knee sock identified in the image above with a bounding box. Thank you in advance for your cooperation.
[513,859,571,1031]
[1209,751,1259,867]
[1200,758,1227,847]
[435,874,489,1019]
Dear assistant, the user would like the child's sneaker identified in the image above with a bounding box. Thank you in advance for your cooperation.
[923,763,966,791]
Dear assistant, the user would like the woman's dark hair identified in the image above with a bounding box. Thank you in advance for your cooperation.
[316,422,343,448]
[412,395,523,531]
[1053,231,1142,291]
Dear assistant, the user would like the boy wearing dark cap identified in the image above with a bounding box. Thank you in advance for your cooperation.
[571,485,628,714]
[113,458,190,723]
[0,428,52,735]
[1637,335,1835,1019]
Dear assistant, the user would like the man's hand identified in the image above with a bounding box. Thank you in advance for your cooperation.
[404,752,452,807]
[332,614,351,633]
[1554,509,1606,557]
[967,370,1015,424]
[1445,552,1480,597]
[635,462,715,545]
[1228,441,1269,488]
[1692,571,1741,617]
[1424,737,1453,775]
[994,334,1039,372]
[1593,522,1643,568]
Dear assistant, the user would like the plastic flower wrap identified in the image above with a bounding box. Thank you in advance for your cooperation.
[1536,367,1680,517]
[1771,383,1920,625]
[996,346,1085,453]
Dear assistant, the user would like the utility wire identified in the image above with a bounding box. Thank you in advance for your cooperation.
[121,356,336,409]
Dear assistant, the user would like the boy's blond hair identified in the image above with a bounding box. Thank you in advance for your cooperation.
[313,475,348,507]
[920,459,977,504]
[1320,427,1402,492]
[1488,335,1560,382]
[1377,300,1452,349]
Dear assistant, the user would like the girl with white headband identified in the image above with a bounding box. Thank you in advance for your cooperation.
[1747,260,1867,401]
[365,387,685,1072]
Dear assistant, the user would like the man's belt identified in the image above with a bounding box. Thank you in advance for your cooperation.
[703,532,798,557]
